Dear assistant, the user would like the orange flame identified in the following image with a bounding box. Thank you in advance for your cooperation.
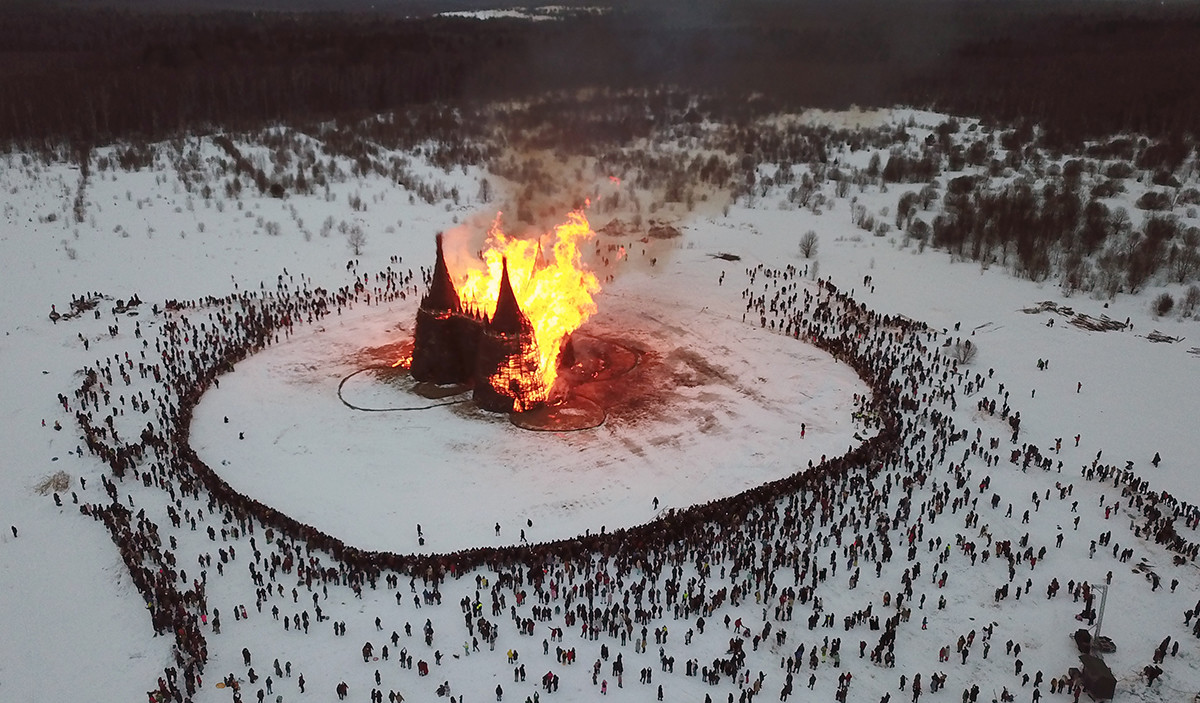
[391,351,412,369]
[455,209,600,403]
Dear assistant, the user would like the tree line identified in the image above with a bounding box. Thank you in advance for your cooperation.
[3,2,1200,148]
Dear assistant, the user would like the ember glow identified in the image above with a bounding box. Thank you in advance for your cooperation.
[390,350,412,369]
[456,209,601,404]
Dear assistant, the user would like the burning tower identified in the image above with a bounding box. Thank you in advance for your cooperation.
[472,258,546,413]
[409,234,480,385]
[410,235,546,413]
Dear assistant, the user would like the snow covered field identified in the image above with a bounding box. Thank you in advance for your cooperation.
[190,287,869,554]
[1,109,1198,703]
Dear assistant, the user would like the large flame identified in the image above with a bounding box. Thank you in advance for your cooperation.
[456,209,601,404]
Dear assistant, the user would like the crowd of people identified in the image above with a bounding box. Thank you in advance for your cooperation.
[47,254,1200,703]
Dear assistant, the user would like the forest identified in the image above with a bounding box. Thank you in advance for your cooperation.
[2,1,1200,147]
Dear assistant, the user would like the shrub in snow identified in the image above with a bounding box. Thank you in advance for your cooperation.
[1136,191,1172,211]
[1153,292,1174,316]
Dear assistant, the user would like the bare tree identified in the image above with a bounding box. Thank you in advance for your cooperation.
[918,184,938,209]
[1182,284,1200,315]
[1169,244,1200,283]
[347,225,367,255]
[799,230,819,258]
[951,339,978,364]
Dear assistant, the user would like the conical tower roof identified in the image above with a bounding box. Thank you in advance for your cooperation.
[422,233,460,312]
[534,240,547,272]
[489,257,527,335]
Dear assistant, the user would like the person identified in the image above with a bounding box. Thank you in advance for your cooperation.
[496,683,503,700]
[1144,665,1161,686]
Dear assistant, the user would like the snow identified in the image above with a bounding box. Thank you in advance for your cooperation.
[189,280,869,554]
[435,7,608,22]
[0,118,1198,703]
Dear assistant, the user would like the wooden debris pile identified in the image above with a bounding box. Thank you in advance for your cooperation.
[1146,330,1184,343]
[1021,300,1126,332]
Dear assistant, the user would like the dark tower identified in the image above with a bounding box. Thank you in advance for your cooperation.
[473,258,546,412]
[411,234,476,384]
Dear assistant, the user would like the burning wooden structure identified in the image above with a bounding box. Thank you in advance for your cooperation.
[471,259,546,412]
[409,235,481,385]
[409,234,548,413]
